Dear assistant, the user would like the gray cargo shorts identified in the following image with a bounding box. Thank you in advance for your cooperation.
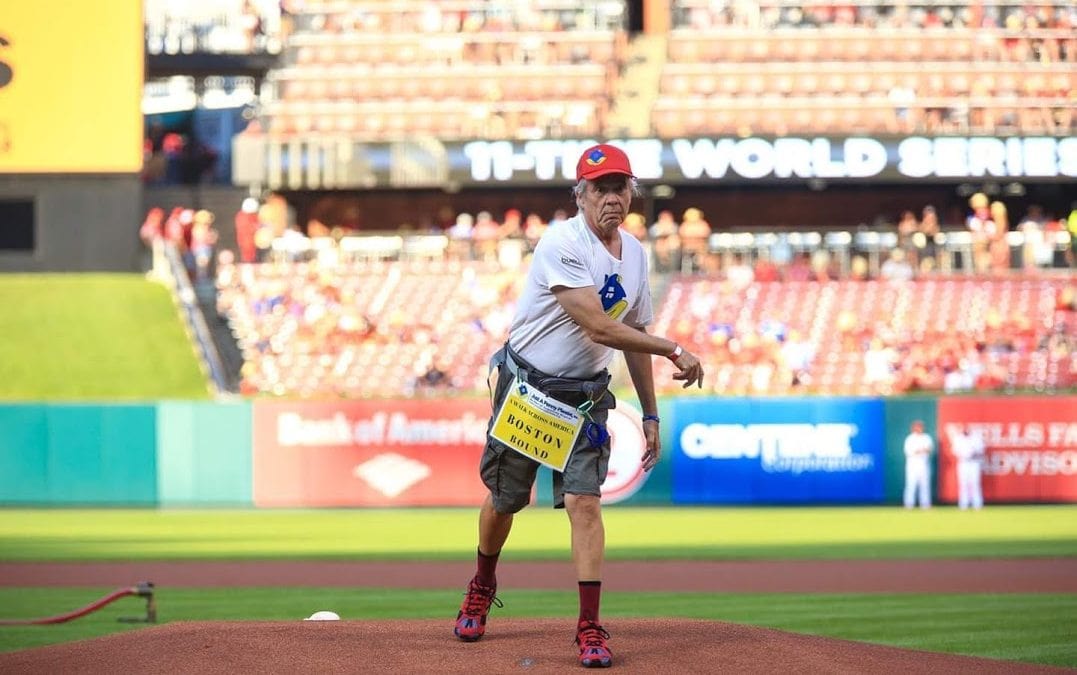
[479,348,615,514]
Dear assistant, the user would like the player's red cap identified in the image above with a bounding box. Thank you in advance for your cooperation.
[575,144,634,181]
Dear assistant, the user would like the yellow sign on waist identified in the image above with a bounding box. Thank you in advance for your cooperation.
[490,383,584,472]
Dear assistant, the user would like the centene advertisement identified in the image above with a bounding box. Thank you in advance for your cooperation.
[671,398,885,504]
[252,400,491,507]
[937,397,1077,503]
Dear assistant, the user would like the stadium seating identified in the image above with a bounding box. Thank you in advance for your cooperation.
[145,0,282,54]
[216,257,518,397]
[657,9,1076,137]
[260,2,626,141]
[651,275,1075,396]
[216,237,1074,399]
[246,0,1076,142]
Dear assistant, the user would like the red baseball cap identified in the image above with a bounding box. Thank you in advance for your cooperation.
[575,143,634,181]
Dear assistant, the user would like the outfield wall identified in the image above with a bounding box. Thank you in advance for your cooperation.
[0,395,1073,506]
[0,404,156,504]
[157,401,252,506]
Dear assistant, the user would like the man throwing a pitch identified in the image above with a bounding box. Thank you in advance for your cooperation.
[453,144,705,668]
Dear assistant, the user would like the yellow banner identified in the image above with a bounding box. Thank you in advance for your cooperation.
[490,383,584,472]
[0,1,143,173]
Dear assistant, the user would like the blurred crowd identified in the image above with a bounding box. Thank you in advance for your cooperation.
[837,286,1074,396]
[140,206,220,284]
[214,258,520,397]
[658,273,1074,397]
[676,0,1076,45]
[141,190,1075,398]
[142,122,220,186]
[299,1,624,36]
[144,0,289,55]
[144,189,1076,283]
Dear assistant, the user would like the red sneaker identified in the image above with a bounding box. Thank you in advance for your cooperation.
[576,620,612,668]
[453,577,501,642]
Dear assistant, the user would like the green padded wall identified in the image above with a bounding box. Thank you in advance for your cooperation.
[883,396,939,504]
[0,404,156,504]
[157,401,252,506]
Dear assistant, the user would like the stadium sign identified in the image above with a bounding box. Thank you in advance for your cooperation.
[0,1,142,173]
[461,136,1077,184]
[238,135,1077,189]
[670,397,885,504]
[680,422,873,474]
[937,397,1077,503]
[252,399,491,507]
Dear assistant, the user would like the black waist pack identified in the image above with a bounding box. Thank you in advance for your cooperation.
[493,343,611,409]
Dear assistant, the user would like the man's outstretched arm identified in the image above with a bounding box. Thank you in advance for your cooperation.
[552,285,705,389]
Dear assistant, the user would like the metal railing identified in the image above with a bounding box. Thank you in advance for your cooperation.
[162,243,231,395]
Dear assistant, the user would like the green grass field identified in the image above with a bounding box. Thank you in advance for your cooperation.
[0,274,209,400]
[1,506,1074,561]
[1,506,1075,664]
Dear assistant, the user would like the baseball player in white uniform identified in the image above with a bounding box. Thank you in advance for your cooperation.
[950,426,986,510]
[903,420,934,509]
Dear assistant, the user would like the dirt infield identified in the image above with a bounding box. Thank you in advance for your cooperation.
[2,559,1074,673]
[0,618,1069,675]
[2,558,1076,593]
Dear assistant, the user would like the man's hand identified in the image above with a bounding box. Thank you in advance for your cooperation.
[670,349,705,389]
[641,418,661,471]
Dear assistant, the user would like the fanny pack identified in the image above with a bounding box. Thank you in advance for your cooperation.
[489,343,612,454]
[491,343,611,409]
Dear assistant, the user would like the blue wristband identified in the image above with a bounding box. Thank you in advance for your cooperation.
[642,414,660,424]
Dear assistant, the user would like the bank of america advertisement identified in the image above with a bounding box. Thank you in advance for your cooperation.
[251,398,657,507]
[252,399,491,507]
[671,398,885,504]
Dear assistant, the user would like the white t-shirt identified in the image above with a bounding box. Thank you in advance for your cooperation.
[509,213,653,378]
[903,432,934,466]
[951,431,986,464]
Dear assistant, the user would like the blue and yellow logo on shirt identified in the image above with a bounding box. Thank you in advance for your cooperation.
[599,274,628,319]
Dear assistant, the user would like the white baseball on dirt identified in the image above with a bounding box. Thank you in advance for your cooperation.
[305,610,340,621]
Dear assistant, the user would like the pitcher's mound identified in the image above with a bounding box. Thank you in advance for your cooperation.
[0,619,1061,674]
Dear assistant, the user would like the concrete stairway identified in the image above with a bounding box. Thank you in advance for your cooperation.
[605,33,668,138]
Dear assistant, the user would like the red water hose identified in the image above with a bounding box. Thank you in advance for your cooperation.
[0,582,155,626]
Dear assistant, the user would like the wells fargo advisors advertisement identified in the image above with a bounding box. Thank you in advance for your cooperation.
[0,1,143,172]
[937,396,1077,503]
[253,399,493,507]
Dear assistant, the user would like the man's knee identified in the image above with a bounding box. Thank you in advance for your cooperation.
[564,493,602,518]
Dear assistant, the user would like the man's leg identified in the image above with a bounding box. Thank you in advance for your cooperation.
[971,468,984,510]
[565,493,605,589]
[903,464,916,508]
[477,492,514,582]
[919,468,931,508]
[455,493,513,642]
[565,493,612,668]
[957,465,970,510]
